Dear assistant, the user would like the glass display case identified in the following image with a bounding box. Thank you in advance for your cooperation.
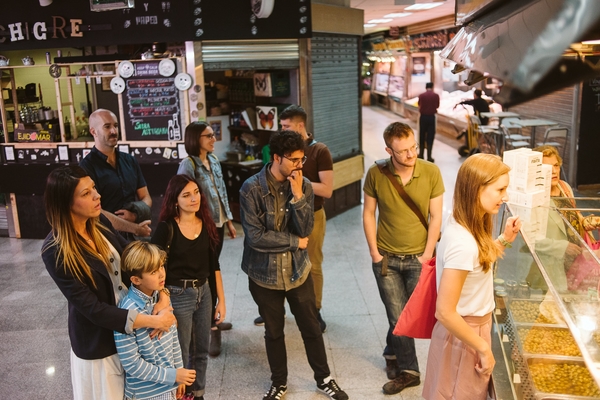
[493,199,600,399]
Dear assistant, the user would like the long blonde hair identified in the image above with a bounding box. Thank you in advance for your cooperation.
[453,154,510,272]
[43,166,112,287]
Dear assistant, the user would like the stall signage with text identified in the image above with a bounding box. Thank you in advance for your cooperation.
[0,0,311,51]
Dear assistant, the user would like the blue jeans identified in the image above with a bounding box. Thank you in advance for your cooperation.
[372,254,421,374]
[168,282,212,397]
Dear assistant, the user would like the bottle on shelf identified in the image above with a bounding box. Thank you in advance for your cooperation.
[64,116,72,140]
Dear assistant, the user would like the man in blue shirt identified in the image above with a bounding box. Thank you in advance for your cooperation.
[80,109,152,238]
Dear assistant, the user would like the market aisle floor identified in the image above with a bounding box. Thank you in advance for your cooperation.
[0,106,464,399]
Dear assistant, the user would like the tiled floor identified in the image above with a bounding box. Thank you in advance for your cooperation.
[0,106,464,399]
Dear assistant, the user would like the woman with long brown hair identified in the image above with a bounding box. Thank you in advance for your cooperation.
[423,154,521,399]
[151,174,225,400]
[42,166,175,400]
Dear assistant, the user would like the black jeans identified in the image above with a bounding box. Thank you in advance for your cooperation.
[249,274,330,386]
[419,114,436,158]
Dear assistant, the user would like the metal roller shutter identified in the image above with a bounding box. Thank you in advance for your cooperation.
[311,34,361,160]
[201,40,299,71]
[510,86,576,183]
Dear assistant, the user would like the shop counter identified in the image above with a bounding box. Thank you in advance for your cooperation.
[492,201,600,399]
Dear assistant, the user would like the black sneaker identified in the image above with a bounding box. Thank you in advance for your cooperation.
[263,384,287,400]
[317,378,348,400]
[317,311,327,333]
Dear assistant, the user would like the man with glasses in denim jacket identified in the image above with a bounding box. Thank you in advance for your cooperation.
[363,122,444,395]
[240,131,348,400]
[253,105,333,333]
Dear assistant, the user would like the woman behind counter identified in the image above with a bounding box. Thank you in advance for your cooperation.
[41,166,175,400]
[535,145,600,240]
[177,121,236,356]
[423,154,521,399]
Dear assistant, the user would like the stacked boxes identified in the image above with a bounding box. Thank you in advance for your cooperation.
[503,149,551,241]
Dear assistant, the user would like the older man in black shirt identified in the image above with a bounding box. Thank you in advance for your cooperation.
[80,109,152,238]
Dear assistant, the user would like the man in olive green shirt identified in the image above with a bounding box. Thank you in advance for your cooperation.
[363,122,444,395]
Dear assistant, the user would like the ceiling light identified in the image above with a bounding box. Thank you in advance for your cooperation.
[405,2,444,11]
[364,23,377,28]
[582,39,600,45]
[368,19,393,24]
[384,13,413,18]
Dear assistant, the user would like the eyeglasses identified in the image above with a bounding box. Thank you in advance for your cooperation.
[200,133,216,139]
[389,144,419,157]
[283,155,307,166]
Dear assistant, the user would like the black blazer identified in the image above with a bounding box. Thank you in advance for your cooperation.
[42,215,130,360]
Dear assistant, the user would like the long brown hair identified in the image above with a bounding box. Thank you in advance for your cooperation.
[43,166,112,287]
[453,154,510,272]
[159,174,220,250]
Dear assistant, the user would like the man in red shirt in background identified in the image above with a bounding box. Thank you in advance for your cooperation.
[417,82,440,162]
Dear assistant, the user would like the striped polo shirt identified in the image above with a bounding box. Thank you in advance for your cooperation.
[115,286,182,400]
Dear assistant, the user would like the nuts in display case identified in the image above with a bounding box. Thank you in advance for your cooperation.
[527,358,600,398]
[509,299,563,324]
[517,326,581,357]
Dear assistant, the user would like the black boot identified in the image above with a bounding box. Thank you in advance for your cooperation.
[209,327,221,357]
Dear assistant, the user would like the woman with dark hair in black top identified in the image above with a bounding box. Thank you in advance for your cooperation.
[151,174,224,400]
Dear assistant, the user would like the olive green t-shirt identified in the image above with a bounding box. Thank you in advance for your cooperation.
[363,158,444,254]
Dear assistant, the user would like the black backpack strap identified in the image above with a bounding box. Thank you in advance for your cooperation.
[164,219,174,258]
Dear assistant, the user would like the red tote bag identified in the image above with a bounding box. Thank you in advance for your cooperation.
[393,257,437,339]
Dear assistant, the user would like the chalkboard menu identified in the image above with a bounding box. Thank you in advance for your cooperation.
[123,61,182,142]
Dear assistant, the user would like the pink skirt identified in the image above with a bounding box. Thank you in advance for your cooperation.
[422,313,493,400]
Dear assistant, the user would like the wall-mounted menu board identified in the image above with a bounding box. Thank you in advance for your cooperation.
[123,61,182,142]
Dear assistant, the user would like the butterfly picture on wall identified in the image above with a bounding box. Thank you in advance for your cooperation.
[256,106,278,131]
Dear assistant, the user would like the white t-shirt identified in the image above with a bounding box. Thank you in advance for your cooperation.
[436,216,494,316]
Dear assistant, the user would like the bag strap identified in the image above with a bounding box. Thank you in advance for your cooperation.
[375,159,429,231]
[164,220,174,258]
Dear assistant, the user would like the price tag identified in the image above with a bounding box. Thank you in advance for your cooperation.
[495,309,502,315]
[96,76,101,84]
[513,374,521,384]
[75,77,80,85]
[85,76,91,84]
[502,334,509,342]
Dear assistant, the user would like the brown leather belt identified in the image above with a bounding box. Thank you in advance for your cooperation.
[378,249,421,276]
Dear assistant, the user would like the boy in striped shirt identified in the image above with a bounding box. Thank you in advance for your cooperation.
[115,242,196,400]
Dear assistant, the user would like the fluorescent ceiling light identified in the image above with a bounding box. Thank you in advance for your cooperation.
[364,24,377,28]
[384,12,413,18]
[368,19,393,23]
[582,39,600,45]
[405,2,444,10]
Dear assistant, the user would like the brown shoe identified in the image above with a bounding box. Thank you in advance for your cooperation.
[385,359,400,380]
[382,371,420,395]
[209,328,222,357]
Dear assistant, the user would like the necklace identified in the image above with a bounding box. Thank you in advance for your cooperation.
[176,217,201,239]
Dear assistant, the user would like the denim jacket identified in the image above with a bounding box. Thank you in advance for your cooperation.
[177,154,233,223]
[239,163,314,285]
